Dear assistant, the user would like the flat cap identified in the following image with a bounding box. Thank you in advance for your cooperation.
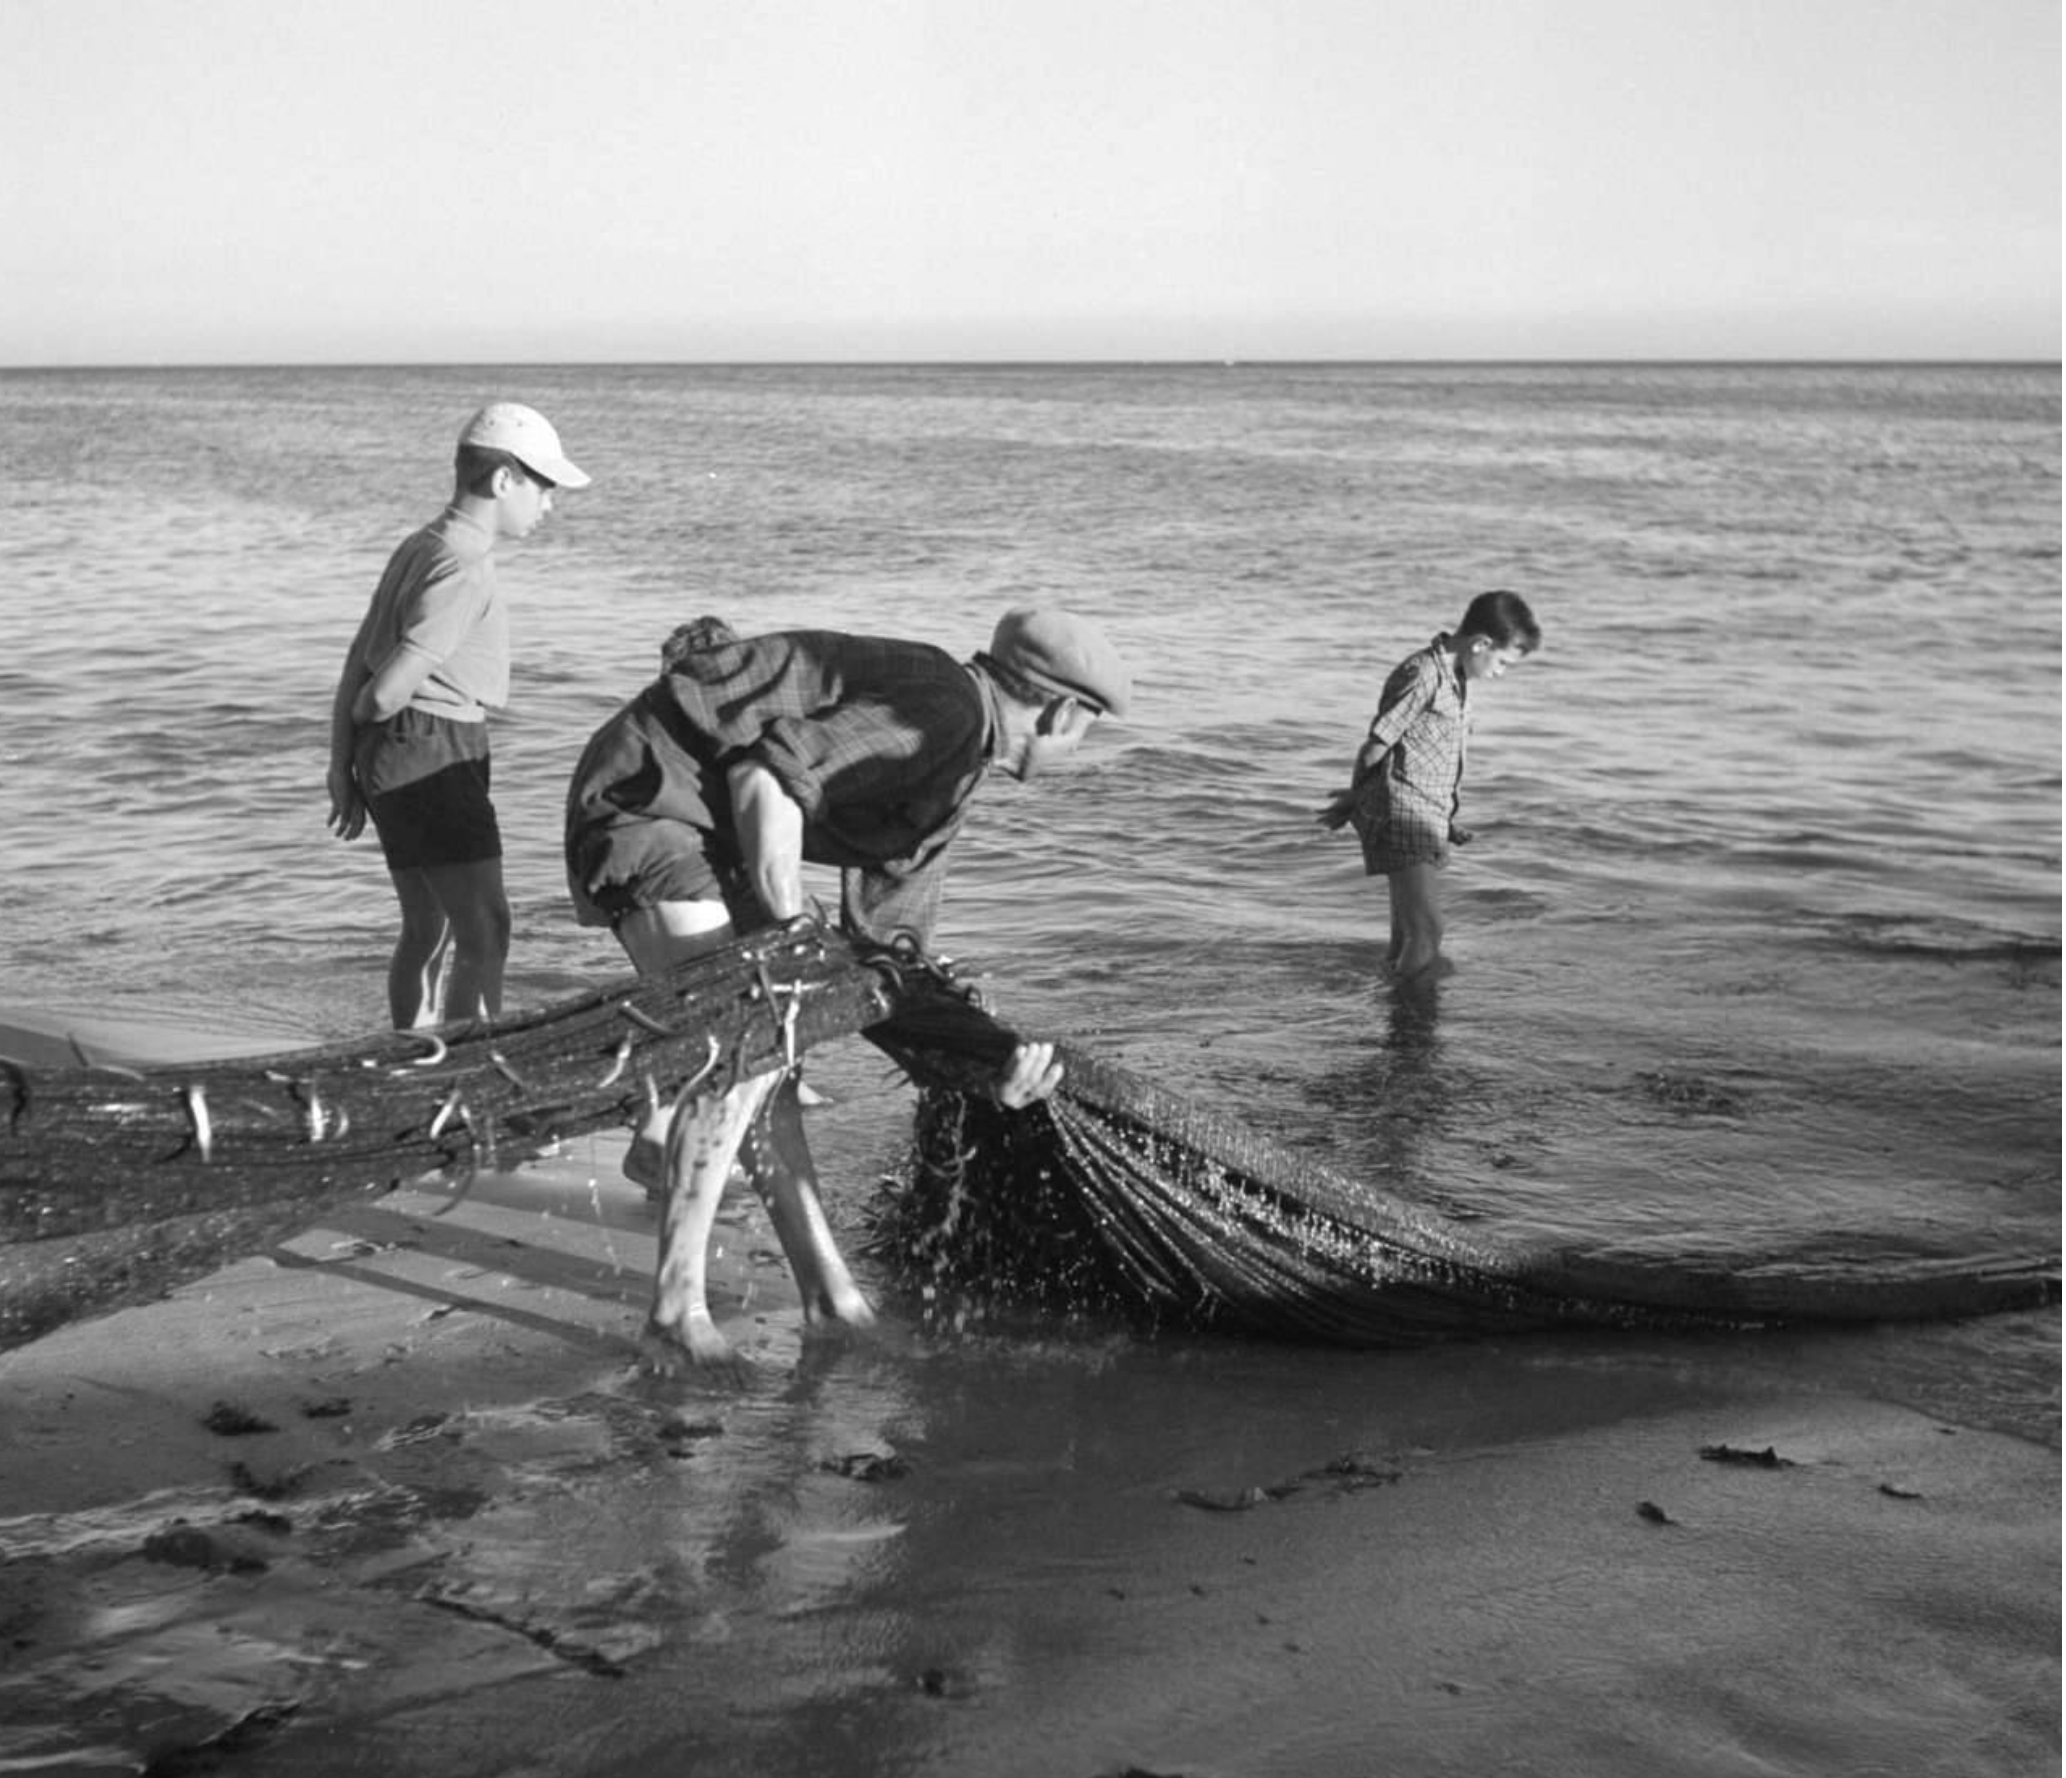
[987,607,1132,718]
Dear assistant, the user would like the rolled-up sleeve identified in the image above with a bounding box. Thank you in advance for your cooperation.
[1355,654,1438,780]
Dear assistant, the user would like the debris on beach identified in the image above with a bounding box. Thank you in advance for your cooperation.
[201,1399,278,1436]
[821,1449,910,1482]
[1698,1442,1795,1468]
[1172,1450,1404,1513]
[141,1521,276,1574]
[913,1663,978,1698]
[654,1413,725,1457]
[227,1459,308,1500]
[1173,1485,1275,1512]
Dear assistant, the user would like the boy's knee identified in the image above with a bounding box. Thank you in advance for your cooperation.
[396,905,448,945]
[450,898,512,956]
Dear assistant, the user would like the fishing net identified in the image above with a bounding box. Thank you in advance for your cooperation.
[864,979,2061,1345]
[3,916,2052,1357]
[0,920,900,1351]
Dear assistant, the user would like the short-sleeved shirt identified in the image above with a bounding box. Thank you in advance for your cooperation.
[564,622,998,946]
[349,507,508,720]
[1347,633,1468,874]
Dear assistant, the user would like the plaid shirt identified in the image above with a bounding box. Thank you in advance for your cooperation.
[1348,634,1467,863]
[567,624,996,945]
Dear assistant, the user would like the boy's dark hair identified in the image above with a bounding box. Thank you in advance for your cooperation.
[1456,589,1541,653]
[454,443,549,497]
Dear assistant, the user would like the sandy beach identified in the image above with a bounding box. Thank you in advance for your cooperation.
[0,1032,2056,1778]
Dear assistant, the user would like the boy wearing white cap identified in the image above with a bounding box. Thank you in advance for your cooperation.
[327,403,590,1029]
[564,606,1131,1372]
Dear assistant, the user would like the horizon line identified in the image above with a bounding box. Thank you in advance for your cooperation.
[2,354,2059,374]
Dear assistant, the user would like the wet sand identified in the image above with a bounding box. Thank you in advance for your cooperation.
[0,1042,2057,1778]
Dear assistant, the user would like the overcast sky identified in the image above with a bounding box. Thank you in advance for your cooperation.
[2,0,2056,364]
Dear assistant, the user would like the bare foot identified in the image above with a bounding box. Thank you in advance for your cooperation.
[639,1311,745,1377]
[801,1286,877,1330]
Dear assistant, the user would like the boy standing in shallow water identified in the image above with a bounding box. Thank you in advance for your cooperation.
[327,403,590,1029]
[1318,590,1541,980]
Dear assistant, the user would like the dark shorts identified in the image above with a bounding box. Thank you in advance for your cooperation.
[357,709,501,871]
[565,815,756,929]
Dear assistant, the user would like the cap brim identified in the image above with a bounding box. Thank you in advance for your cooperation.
[516,453,591,490]
[543,457,592,490]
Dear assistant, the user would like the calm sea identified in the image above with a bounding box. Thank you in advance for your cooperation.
[0,362,2057,1437]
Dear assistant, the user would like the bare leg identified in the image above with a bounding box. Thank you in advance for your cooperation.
[615,902,736,1188]
[386,869,452,1030]
[1387,862,1445,979]
[417,857,511,1022]
[642,1071,779,1373]
[615,902,873,1366]
[743,1072,876,1329]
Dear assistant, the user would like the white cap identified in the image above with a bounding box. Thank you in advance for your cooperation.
[457,402,591,488]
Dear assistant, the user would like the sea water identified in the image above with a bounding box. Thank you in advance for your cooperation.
[0,362,2057,1439]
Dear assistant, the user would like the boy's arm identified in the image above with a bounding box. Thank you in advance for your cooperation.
[1315,783,1360,828]
[1315,657,1432,826]
[1315,737,1395,827]
[1318,729,1401,829]
[349,550,482,725]
[1356,655,1437,776]
[326,630,441,835]
[1349,730,1397,784]
[327,636,372,840]
[727,760,808,923]
[330,541,472,838]
[351,644,441,724]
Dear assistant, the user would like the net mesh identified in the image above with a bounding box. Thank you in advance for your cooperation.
[865,993,2060,1345]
